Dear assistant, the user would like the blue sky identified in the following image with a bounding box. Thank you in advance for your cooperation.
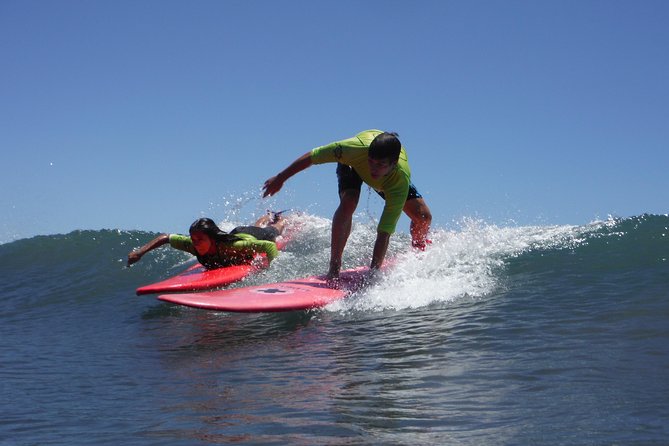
[1,0,667,243]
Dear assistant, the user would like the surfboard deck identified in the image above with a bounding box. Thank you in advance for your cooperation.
[157,266,371,312]
[136,262,262,295]
[135,232,292,296]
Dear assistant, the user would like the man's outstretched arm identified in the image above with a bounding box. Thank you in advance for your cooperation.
[262,152,313,197]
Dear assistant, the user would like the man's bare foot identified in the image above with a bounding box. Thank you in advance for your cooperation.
[325,270,341,289]
[411,238,432,251]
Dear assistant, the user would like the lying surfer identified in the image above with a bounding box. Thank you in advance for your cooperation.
[127,213,286,269]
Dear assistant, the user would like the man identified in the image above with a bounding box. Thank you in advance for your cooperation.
[263,129,432,281]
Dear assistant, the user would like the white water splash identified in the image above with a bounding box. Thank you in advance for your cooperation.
[191,211,606,313]
[326,217,605,313]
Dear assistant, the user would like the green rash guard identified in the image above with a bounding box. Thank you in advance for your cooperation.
[168,233,279,267]
[310,129,411,234]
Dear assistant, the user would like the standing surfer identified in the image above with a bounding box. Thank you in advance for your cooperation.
[262,130,432,283]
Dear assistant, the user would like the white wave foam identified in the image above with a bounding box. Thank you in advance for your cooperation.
[208,211,605,313]
[325,217,603,313]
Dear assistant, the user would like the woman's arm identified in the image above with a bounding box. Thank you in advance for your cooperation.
[127,233,170,266]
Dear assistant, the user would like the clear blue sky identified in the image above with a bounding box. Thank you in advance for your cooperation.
[1,0,667,243]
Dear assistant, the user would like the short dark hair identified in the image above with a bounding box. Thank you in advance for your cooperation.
[369,132,401,161]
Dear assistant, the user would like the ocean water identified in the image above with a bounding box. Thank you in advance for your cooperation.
[1,214,667,445]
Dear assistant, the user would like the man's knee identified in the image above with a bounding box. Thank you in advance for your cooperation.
[406,198,432,223]
[338,189,360,214]
[418,204,432,224]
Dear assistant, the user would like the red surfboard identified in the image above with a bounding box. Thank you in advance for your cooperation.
[136,235,292,295]
[136,262,263,295]
[157,267,371,312]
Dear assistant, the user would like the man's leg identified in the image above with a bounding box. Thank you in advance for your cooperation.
[328,189,360,278]
[403,197,432,249]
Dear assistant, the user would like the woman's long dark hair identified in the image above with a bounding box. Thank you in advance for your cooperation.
[189,218,242,244]
[189,218,243,269]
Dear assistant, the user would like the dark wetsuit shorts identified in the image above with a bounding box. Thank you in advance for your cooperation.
[231,226,279,241]
[336,163,423,200]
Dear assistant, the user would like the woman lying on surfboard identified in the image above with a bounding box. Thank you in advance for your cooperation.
[127,213,286,269]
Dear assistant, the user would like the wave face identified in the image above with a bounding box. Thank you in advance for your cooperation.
[1,214,667,445]
[4,214,665,308]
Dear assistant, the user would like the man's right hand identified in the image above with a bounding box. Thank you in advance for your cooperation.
[262,152,313,198]
[262,175,284,197]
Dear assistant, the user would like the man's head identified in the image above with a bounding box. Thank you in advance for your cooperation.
[368,132,401,179]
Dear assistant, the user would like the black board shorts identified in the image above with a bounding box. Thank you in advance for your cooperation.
[231,226,279,241]
[336,163,423,200]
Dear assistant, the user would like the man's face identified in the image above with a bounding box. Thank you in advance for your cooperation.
[368,157,397,179]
